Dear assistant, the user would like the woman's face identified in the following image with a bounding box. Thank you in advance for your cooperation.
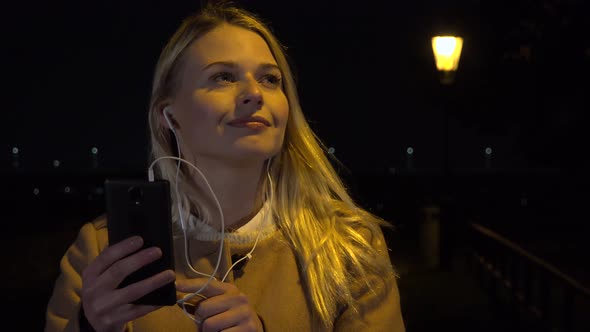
[168,24,289,167]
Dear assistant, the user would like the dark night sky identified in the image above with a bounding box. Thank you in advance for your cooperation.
[2,0,589,175]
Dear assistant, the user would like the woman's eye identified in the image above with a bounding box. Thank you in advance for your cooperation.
[260,74,282,88]
[211,72,236,84]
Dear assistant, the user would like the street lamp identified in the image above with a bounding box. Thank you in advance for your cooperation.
[431,36,463,85]
[431,35,463,171]
[428,35,463,270]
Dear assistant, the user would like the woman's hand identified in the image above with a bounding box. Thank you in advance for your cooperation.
[80,236,176,332]
[176,278,264,332]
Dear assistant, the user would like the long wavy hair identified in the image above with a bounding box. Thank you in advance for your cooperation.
[147,1,396,328]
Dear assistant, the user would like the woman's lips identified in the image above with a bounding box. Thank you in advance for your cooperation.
[227,115,270,130]
[227,122,267,130]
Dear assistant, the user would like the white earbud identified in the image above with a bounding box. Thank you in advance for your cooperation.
[163,106,175,130]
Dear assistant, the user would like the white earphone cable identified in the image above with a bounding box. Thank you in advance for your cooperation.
[221,160,273,282]
[151,110,274,322]
[148,155,224,300]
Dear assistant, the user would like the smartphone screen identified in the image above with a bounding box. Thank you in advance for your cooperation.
[105,178,176,306]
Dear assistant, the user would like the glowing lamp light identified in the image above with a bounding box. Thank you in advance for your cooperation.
[431,36,463,84]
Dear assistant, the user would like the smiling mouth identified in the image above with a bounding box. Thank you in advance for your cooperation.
[227,115,271,129]
[227,122,267,130]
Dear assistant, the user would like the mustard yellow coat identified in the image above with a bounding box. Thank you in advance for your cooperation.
[45,215,405,332]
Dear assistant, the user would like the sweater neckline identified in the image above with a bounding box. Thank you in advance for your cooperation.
[184,201,277,244]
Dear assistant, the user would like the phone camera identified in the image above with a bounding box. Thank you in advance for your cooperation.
[128,186,144,206]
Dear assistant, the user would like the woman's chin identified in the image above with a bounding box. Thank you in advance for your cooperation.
[230,143,280,160]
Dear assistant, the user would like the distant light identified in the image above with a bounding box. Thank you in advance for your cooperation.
[33,188,40,195]
[485,147,492,155]
[53,160,61,167]
[64,186,71,193]
[406,147,414,155]
[91,147,98,155]
[328,147,335,154]
[12,147,19,154]
[432,36,463,71]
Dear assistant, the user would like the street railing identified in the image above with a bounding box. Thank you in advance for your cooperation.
[469,223,590,332]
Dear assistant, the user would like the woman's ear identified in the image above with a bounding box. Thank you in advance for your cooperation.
[160,105,180,130]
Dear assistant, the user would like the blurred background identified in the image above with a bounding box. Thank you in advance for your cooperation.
[2,0,589,330]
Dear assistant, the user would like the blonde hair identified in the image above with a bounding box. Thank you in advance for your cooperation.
[147,1,396,328]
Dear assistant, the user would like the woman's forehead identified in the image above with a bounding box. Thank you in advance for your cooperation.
[186,24,277,68]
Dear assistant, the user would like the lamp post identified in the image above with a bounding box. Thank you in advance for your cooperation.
[431,35,463,270]
[432,35,463,180]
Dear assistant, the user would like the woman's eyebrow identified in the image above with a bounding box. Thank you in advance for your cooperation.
[201,61,237,71]
[258,63,281,72]
[201,61,280,72]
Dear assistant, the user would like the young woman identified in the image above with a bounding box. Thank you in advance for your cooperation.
[45,2,405,331]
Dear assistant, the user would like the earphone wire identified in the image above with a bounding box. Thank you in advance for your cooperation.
[152,111,224,308]
[160,109,219,279]
[174,130,215,279]
[148,156,224,303]
[148,156,274,321]
[221,159,273,282]
[149,155,274,321]
[152,110,273,321]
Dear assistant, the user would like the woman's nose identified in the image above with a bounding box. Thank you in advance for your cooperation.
[238,78,263,106]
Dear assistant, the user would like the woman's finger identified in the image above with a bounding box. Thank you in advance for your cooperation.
[196,292,248,318]
[175,277,233,298]
[176,291,207,309]
[99,269,176,310]
[201,305,255,332]
[88,246,165,293]
[82,236,144,283]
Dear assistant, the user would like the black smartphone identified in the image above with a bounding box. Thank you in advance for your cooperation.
[105,178,176,306]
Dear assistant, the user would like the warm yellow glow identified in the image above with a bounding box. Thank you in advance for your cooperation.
[432,36,463,71]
